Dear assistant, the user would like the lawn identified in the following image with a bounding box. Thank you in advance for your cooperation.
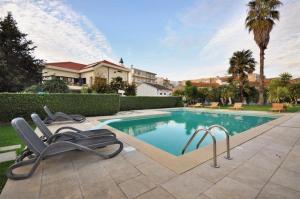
[0,124,26,193]
[220,104,300,112]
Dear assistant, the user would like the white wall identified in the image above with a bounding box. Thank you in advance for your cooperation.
[136,84,172,96]
[137,84,157,96]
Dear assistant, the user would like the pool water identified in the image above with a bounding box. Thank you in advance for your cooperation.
[105,109,276,156]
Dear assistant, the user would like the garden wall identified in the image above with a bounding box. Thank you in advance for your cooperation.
[0,94,182,122]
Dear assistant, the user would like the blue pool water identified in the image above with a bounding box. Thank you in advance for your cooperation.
[105,109,276,156]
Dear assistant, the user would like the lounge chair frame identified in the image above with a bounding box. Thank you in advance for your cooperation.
[7,118,123,180]
[43,106,86,124]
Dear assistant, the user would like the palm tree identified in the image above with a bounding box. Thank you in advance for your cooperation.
[228,50,256,102]
[245,0,282,105]
[279,72,292,86]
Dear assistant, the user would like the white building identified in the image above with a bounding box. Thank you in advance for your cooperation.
[128,66,156,85]
[43,60,130,90]
[136,83,172,96]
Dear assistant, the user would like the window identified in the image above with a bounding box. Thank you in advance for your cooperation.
[160,93,162,95]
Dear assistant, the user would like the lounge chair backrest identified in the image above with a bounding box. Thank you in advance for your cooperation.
[11,118,47,155]
[31,113,53,139]
[44,106,55,120]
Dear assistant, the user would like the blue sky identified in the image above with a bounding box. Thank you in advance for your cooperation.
[1,0,299,80]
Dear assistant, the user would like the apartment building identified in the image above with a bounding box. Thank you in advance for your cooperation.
[128,67,156,85]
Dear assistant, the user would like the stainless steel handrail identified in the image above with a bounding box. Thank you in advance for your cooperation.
[207,125,232,160]
[194,129,219,168]
[181,128,207,155]
[181,124,232,168]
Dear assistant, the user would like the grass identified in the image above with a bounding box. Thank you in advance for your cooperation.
[0,124,24,148]
[0,161,13,193]
[220,104,300,112]
[0,124,27,193]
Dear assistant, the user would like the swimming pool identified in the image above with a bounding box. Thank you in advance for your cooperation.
[105,109,276,156]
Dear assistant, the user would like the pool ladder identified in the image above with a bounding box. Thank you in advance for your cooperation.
[181,125,232,168]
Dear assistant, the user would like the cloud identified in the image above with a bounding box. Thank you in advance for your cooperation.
[162,0,300,80]
[197,0,300,78]
[0,0,114,64]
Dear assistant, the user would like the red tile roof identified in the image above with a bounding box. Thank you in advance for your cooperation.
[192,82,220,88]
[85,60,125,69]
[46,62,86,70]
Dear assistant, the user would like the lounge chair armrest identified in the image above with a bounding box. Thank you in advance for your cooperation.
[47,132,86,143]
[45,140,111,159]
[54,126,81,134]
[54,112,73,120]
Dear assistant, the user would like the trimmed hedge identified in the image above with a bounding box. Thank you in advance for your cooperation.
[0,93,119,122]
[120,96,183,111]
[0,94,183,122]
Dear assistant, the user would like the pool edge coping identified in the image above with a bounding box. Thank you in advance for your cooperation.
[100,108,294,174]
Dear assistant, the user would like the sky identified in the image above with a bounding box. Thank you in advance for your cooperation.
[0,0,299,80]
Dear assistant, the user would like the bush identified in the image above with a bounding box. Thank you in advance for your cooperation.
[42,78,69,93]
[124,84,136,96]
[0,93,119,122]
[120,96,183,111]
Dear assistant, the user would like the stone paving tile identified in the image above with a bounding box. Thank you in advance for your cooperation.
[0,164,43,199]
[192,161,234,183]
[195,194,211,199]
[247,147,285,172]
[41,155,76,185]
[270,168,300,192]
[281,153,300,174]
[136,187,175,199]
[0,144,21,152]
[103,156,141,184]
[122,150,152,166]
[204,177,259,199]
[119,175,156,199]
[229,162,274,190]
[162,171,213,199]
[0,151,16,163]
[257,182,300,199]
[136,161,176,185]
[40,174,83,199]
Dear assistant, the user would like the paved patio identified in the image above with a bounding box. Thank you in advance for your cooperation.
[1,110,300,199]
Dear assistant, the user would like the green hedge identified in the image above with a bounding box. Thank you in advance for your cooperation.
[0,94,183,122]
[0,93,119,122]
[120,96,183,111]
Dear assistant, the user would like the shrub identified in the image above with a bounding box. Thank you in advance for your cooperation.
[0,93,119,122]
[92,77,110,93]
[120,96,183,111]
[80,85,92,93]
[124,84,136,96]
[42,78,69,93]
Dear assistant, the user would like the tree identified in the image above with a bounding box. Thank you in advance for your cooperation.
[228,49,256,102]
[92,77,110,93]
[245,0,282,104]
[279,72,292,86]
[0,12,43,92]
[124,84,136,96]
[110,77,125,93]
[42,78,69,93]
[288,83,300,104]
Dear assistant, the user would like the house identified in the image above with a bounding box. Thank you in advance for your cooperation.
[136,83,172,96]
[43,60,130,90]
[155,77,174,89]
[128,66,156,85]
